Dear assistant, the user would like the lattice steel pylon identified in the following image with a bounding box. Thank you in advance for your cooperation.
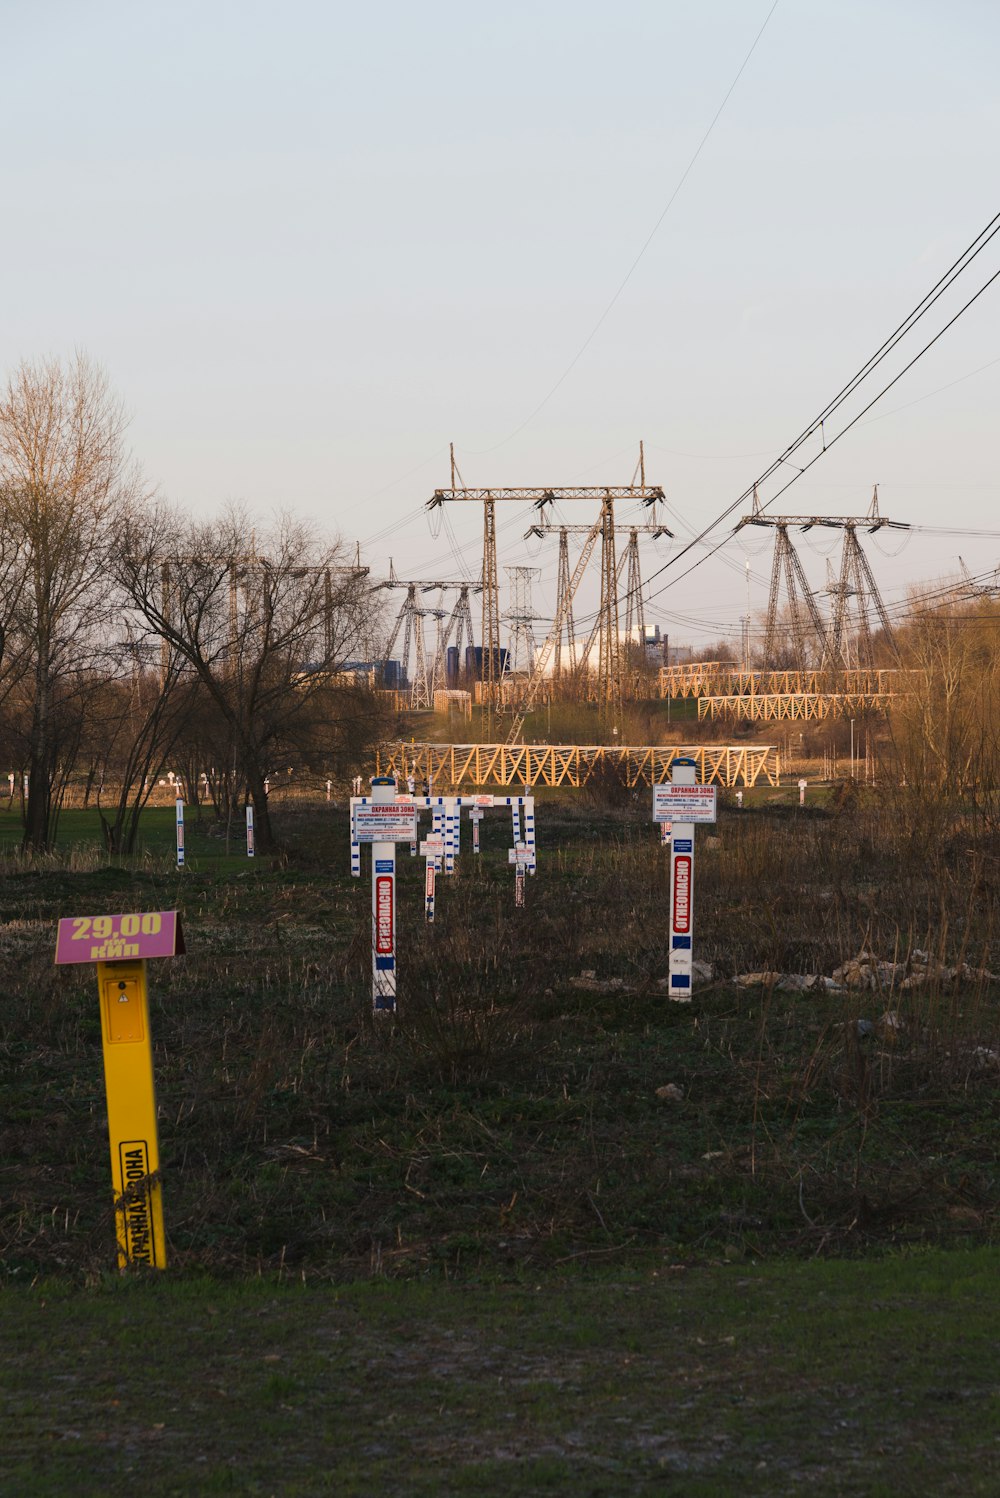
[524,518,672,696]
[553,529,577,681]
[378,565,481,696]
[409,608,447,709]
[597,493,622,715]
[427,445,665,736]
[739,485,905,669]
[503,565,540,676]
[623,528,646,645]
[762,524,829,670]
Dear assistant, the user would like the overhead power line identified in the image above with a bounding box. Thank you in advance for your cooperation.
[465,0,781,455]
[633,209,1000,606]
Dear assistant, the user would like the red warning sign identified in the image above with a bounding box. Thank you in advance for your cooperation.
[672,854,691,934]
[375,875,394,955]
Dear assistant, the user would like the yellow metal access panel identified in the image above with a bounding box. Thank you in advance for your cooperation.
[97,960,167,1269]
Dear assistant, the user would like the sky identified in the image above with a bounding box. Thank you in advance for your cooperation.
[5,1,1000,652]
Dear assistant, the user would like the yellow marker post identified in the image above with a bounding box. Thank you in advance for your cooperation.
[55,910,185,1270]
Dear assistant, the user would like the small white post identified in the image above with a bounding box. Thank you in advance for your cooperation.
[798,777,807,807]
[736,790,743,809]
[524,796,536,874]
[246,802,255,857]
[508,842,530,908]
[420,834,443,922]
[175,798,185,869]
[469,806,483,854]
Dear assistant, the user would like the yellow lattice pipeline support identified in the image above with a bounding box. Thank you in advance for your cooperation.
[376,743,779,790]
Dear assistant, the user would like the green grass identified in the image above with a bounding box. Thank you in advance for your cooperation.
[2,1247,998,1495]
[0,803,259,871]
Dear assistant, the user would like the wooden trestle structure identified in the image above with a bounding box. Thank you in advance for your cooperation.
[375,742,780,790]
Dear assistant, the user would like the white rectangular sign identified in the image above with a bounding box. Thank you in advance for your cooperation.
[653,784,717,824]
[354,804,418,842]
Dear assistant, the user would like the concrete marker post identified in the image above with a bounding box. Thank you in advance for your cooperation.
[368,777,400,1013]
[175,798,185,869]
[652,760,717,1003]
[246,803,255,858]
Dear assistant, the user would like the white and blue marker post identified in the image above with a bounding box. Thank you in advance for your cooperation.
[175,797,185,869]
[351,776,418,1014]
[653,759,717,1002]
[246,802,255,858]
[420,834,443,921]
[508,842,531,907]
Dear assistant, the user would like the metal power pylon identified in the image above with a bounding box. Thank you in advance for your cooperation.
[523,518,672,692]
[379,565,480,706]
[503,565,540,675]
[157,543,368,683]
[428,450,663,735]
[738,485,906,669]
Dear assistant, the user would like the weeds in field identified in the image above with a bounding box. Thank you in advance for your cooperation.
[0,791,996,1283]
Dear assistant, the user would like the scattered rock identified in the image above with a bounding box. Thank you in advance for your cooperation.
[880,1009,904,1032]
[570,973,626,993]
[856,1018,876,1038]
[775,974,844,994]
[734,972,782,988]
[692,960,714,985]
[655,1083,684,1102]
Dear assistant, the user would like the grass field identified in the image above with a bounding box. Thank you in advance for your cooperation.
[3,1248,999,1496]
[0,787,997,1492]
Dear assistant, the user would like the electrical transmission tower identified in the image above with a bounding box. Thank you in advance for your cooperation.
[379,564,480,708]
[503,566,540,675]
[157,543,368,682]
[428,445,664,736]
[738,485,906,669]
[524,518,672,695]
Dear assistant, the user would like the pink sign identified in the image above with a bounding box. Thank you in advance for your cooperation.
[55,911,186,966]
[672,857,692,934]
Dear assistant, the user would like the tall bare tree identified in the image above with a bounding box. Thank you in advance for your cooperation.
[119,503,373,853]
[0,355,144,847]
